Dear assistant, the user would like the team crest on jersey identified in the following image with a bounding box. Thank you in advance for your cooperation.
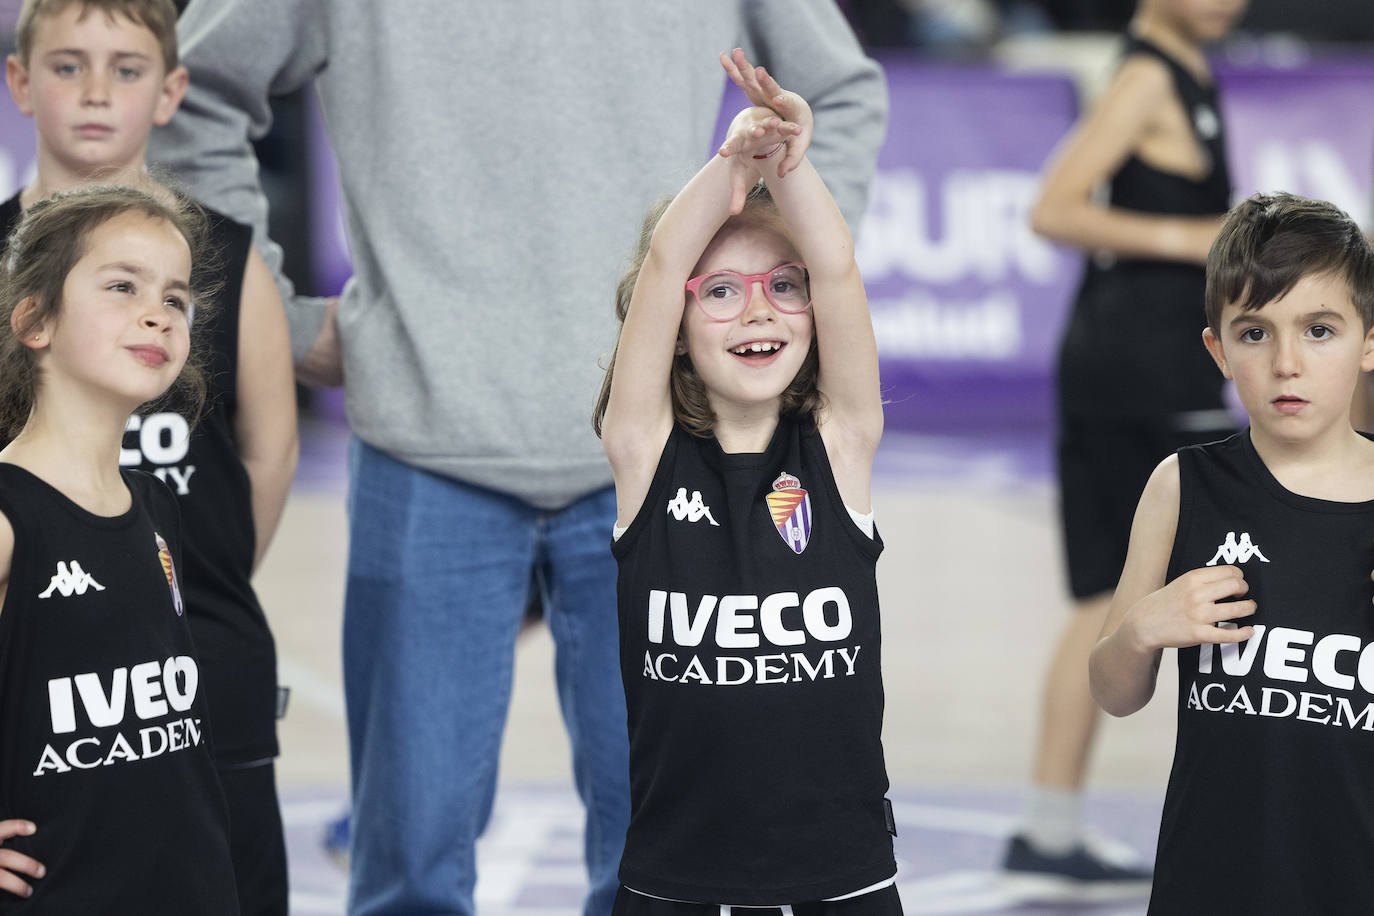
[155,532,184,616]
[766,471,812,555]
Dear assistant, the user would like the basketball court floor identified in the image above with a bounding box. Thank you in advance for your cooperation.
[259,414,1182,915]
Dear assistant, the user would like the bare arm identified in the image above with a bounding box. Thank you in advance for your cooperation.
[743,0,887,231]
[1030,56,1222,265]
[601,110,792,526]
[235,249,299,572]
[1089,456,1256,716]
[724,52,881,511]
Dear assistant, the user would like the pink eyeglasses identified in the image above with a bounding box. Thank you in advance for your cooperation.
[684,263,811,322]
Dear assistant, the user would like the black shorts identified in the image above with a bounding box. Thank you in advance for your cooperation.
[1058,417,1233,600]
[219,761,288,916]
[611,884,903,916]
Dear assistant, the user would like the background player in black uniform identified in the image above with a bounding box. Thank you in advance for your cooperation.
[0,186,238,912]
[1091,193,1374,912]
[594,52,897,913]
[3,2,298,911]
[1007,0,1248,895]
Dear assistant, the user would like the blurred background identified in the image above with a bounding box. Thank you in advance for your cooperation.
[1,1,1372,913]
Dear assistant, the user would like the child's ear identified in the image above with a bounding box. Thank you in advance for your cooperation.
[1202,326,1231,379]
[1360,324,1374,373]
[11,297,49,349]
[674,332,687,356]
[152,65,190,126]
[5,54,34,117]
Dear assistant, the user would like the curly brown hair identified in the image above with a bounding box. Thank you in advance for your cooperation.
[0,186,215,446]
[593,183,823,439]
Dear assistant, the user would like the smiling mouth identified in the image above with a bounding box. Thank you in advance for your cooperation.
[730,341,784,358]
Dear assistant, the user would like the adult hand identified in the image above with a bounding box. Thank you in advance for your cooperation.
[296,296,343,388]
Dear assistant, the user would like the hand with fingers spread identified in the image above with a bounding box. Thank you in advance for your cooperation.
[718,48,813,178]
[0,819,44,899]
[1121,565,1256,654]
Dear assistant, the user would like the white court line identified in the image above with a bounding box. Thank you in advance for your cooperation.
[898,869,1026,914]
[892,801,1017,837]
[276,654,347,720]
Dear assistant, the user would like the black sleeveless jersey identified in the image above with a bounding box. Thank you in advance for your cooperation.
[1057,35,1233,422]
[2,193,278,765]
[612,415,895,904]
[0,466,238,914]
[1151,432,1374,914]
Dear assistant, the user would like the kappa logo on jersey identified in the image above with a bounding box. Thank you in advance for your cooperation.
[766,471,811,555]
[1206,531,1270,566]
[155,532,184,616]
[38,561,105,599]
[666,488,720,526]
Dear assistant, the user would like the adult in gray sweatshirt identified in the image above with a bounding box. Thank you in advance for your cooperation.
[151,3,886,914]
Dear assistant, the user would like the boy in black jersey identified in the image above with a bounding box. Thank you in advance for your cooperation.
[3,2,298,911]
[1091,193,1374,913]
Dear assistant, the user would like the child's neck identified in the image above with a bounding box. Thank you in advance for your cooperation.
[21,154,161,210]
[0,400,134,517]
[711,405,782,455]
[1130,12,1211,81]
[1250,422,1374,503]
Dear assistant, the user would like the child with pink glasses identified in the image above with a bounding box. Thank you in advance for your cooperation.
[593,51,898,915]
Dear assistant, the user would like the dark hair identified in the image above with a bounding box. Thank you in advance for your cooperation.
[1206,192,1374,331]
[593,182,823,439]
[15,0,180,73]
[0,185,214,445]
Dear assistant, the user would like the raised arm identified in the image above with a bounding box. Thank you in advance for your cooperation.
[148,0,329,364]
[1089,456,1255,716]
[1030,56,1222,264]
[600,108,793,524]
[742,0,887,231]
[725,52,882,510]
[234,249,299,572]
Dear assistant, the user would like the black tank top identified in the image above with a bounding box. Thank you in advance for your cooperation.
[1057,36,1233,423]
[0,466,238,914]
[612,415,895,904]
[1152,432,1374,914]
[2,193,279,765]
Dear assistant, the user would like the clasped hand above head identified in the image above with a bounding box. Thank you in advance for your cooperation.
[717,48,813,213]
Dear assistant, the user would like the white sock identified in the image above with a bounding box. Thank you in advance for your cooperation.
[1020,785,1082,855]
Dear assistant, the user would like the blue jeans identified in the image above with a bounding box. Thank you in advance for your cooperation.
[343,439,629,915]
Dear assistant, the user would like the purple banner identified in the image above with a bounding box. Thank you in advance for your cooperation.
[1219,63,1374,227]
[857,62,1081,430]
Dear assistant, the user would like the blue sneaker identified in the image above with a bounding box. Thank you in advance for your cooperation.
[1002,833,1152,903]
[322,811,350,870]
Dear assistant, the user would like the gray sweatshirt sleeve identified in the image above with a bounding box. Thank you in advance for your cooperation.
[149,0,330,361]
[742,0,889,232]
